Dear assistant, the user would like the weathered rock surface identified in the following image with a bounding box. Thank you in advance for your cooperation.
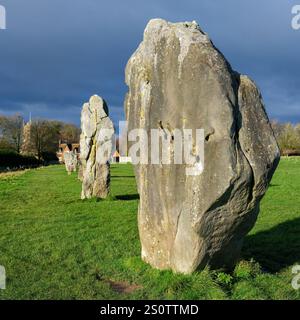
[125,19,280,273]
[77,161,83,181]
[64,151,78,174]
[80,95,114,199]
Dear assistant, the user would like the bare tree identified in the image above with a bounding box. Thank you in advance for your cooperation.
[31,120,61,160]
[277,123,300,151]
[59,123,81,143]
[0,114,24,152]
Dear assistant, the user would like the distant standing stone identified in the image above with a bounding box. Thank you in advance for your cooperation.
[80,95,114,199]
[64,151,78,175]
[125,19,280,273]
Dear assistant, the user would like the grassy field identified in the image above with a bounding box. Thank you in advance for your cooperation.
[0,158,300,300]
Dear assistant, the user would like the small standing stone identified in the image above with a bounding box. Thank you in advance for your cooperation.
[64,151,78,175]
[80,95,114,199]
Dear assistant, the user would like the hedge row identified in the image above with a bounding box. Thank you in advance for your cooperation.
[0,150,41,169]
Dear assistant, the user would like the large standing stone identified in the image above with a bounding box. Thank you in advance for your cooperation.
[125,19,280,273]
[80,95,114,199]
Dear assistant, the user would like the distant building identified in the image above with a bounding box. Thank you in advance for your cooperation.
[119,156,132,163]
[58,142,131,165]
[57,142,80,163]
[111,150,120,163]
[111,150,132,163]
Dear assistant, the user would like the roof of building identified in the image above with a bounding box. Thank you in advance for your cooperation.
[113,150,120,158]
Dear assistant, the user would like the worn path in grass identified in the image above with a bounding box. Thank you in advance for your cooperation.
[0,159,299,299]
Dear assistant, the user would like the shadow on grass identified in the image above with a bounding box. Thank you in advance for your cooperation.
[242,217,300,272]
[115,194,139,201]
[269,183,280,187]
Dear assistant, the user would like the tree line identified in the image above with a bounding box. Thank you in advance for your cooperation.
[1,113,300,160]
[0,114,80,161]
[271,121,300,155]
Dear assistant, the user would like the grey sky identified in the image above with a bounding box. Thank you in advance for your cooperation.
[0,0,299,127]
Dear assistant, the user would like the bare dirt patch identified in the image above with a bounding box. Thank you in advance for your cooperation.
[106,280,142,294]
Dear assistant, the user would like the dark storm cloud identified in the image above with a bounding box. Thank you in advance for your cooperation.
[0,0,299,126]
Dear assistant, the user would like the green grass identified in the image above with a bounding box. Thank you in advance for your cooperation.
[0,158,300,300]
